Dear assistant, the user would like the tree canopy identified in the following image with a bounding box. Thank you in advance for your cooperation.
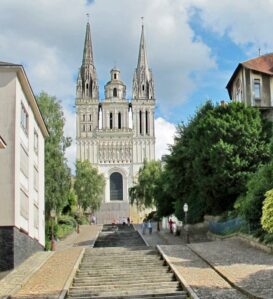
[161,101,271,223]
[36,91,71,218]
[74,160,105,212]
[129,160,162,209]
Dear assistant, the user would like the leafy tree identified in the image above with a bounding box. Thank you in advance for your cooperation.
[74,160,105,211]
[163,101,271,223]
[261,189,273,233]
[129,160,162,209]
[36,91,71,219]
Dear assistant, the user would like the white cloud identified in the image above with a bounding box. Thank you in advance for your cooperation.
[188,0,273,54]
[155,117,176,160]
[0,0,216,108]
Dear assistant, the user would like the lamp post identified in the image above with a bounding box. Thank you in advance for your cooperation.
[50,209,56,251]
[183,203,189,244]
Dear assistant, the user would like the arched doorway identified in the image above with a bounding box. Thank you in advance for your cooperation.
[110,172,123,201]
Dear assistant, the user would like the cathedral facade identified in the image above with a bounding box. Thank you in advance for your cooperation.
[75,22,155,223]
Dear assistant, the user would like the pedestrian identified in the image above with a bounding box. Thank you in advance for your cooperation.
[168,218,173,234]
[142,220,147,234]
[127,216,130,226]
[148,220,153,234]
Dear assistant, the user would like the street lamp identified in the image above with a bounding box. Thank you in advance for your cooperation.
[50,209,56,251]
[183,203,189,244]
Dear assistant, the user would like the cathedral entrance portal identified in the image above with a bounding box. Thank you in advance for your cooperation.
[110,172,123,201]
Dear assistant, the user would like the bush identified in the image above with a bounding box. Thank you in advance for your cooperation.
[57,223,75,239]
[58,215,77,228]
[77,214,89,225]
[261,189,273,233]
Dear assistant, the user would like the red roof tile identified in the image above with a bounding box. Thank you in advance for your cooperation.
[242,53,273,75]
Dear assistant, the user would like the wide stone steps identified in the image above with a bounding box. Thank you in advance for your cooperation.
[68,291,187,299]
[73,276,175,286]
[66,225,187,299]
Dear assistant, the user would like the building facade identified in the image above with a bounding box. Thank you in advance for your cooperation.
[0,62,48,271]
[76,22,155,224]
[226,53,273,119]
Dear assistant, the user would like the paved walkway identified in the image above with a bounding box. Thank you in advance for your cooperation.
[137,227,273,299]
[0,225,101,299]
[190,238,273,299]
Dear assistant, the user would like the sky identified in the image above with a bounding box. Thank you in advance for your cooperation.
[1,0,273,171]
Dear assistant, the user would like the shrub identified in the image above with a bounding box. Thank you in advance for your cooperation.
[261,189,273,233]
[58,214,77,228]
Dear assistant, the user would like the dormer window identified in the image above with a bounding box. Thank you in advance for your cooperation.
[113,88,117,97]
[254,79,261,99]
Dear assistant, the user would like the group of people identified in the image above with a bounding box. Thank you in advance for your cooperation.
[112,217,131,225]
[142,219,153,234]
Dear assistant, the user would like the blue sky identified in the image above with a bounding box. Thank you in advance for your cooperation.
[1,0,273,169]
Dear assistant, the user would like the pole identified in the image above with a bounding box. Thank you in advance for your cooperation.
[185,211,189,244]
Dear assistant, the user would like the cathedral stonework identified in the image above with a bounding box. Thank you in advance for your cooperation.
[76,22,155,224]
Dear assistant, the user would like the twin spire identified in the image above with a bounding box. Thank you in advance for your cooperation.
[82,22,94,66]
[76,20,154,100]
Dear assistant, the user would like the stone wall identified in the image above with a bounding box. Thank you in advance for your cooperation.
[95,202,130,224]
[0,226,43,271]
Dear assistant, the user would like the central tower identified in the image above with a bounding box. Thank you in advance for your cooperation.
[76,21,155,223]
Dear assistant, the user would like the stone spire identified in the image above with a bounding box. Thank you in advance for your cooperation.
[82,22,94,66]
[132,22,154,100]
[76,21,99,100]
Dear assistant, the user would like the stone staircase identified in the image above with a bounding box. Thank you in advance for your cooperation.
[93,224,145,248]
[66,225,187,299]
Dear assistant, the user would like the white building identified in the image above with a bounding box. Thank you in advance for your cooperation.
[0,62,48,271]
[76,22,156,223]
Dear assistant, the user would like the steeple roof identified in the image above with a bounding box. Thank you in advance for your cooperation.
[82,22,94,66]
[137,24,149,70]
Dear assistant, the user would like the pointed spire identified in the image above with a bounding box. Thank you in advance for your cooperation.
[133,19,154,100]
[82,21,94,66]
[137,19,148,70]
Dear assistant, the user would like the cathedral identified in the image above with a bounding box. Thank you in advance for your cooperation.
[75,21,156,224]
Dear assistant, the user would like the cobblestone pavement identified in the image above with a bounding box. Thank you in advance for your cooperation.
[0,251,52,298]
[56,224,102,251]
[13,248,82,299]
[159,245,248,299]
[134,224,186,246]
[0,225,102,298]
[136,225,247,298]
[189,238,273,299]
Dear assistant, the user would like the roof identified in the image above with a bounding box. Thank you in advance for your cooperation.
[242,53,273,75]
[226,53,273,97]
[0,62,49,137]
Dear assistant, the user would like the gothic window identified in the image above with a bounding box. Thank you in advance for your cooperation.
[146,110,149,135]
[110,172,123,201]
[118,112,121,129]
[113,88,117,97]
[110,112,113,129]
[254,79,261,99]
[142,84,145,91]
[89,125,92,131]
[82,114,86,121]
[139,111,142,134]
[114,74,117,79]
[82,124,86,132]
[89,114,92,121]
[86,83,88,90]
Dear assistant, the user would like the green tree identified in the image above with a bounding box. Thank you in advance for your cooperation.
[261,189,273,233]
[36,91,71,219]
[163,101,271,223]
[74,160,105,211]
[129,160,162,209]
